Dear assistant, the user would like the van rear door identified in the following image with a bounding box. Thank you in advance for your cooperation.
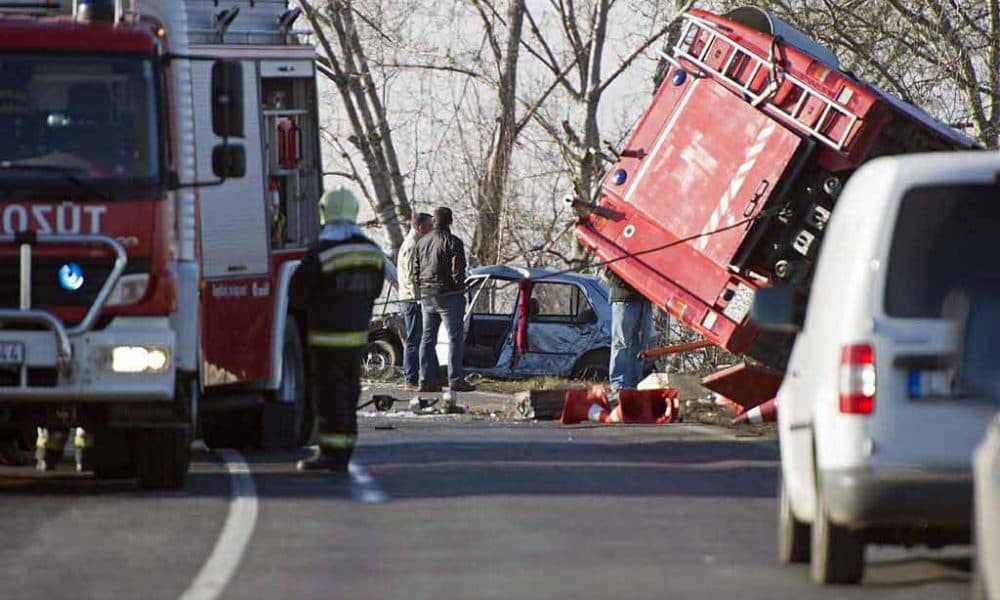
[872,182,1000,470]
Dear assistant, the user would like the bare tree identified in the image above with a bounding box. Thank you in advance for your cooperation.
[301,0,411,255]
[746,0,999,147]
[471,0,527,266]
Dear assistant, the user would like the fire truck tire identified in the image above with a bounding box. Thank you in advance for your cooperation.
[260,317,310,450]
[92,430,136,480]
[134,428,191,490]
[200,411,247,450]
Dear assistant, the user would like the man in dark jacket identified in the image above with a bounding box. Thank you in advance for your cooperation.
[411,207,476,392]
[606,268,654,396]
[289,187,384,472]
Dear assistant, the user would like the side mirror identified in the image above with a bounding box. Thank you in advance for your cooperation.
[211,60,244,138]
[750,283,803,333]
[212,144,246,178]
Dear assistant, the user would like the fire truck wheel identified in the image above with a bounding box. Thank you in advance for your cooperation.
[134,428,191,490]
[200,409,257,451]
[92,430,136,480]
[260,317,310,449]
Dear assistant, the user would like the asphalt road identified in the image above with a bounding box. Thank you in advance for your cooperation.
[0,389,972,600]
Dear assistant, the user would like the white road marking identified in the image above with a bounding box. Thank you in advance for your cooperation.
[179,450,258,600]
[348,460,389,504]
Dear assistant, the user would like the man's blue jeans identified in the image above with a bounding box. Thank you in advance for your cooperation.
[420,292,466,387]
[402,301,428,386]
[610,299,654,391]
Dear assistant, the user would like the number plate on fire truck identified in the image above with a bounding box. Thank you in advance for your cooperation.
[0,342,25,366]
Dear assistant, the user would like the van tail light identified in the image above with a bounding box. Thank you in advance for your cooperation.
[839,343,875,414]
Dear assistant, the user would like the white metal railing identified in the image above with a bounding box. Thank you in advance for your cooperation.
[669,14,860,152]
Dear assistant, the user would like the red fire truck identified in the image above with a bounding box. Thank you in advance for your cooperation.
[0,0,323,487]
[575,7,977,399]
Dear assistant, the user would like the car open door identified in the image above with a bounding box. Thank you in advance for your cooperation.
[436,275,519,374]
[514,281,601,377]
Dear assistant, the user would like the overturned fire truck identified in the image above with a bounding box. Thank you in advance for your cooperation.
[575,7,977,406]
[0,0,324,487]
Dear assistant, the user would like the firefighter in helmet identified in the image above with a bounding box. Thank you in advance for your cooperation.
[289,187,384,472]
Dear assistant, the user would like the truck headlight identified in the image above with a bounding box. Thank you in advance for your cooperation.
[106,274,150,307]
[109,346,171,373]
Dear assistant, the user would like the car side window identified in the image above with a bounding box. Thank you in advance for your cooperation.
[531,283,592,323]
[471,278,518,316]
[372,275,398,316]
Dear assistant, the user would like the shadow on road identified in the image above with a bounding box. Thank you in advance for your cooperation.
[216,439,782,501]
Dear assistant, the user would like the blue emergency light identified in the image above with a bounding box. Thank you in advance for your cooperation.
[612,169,628,186]
[672,70,688,86]
[58,263,85,292]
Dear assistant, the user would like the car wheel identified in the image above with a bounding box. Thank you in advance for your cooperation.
[363,338,399,380]
[811,490,864,584]
[778,476,810,564]
[572,350,610,381]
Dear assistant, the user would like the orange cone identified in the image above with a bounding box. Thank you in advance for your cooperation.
[617,389,682,424]
[561,385,611,424]
[731,397,777,425]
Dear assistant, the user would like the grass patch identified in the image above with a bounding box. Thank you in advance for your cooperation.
[468,375,599,395]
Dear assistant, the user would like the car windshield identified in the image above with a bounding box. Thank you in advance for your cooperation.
[0,53,160,198]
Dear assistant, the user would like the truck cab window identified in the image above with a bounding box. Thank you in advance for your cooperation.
[0,54,160,198]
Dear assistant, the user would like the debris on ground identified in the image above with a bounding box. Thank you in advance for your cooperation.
[507,390,567,420]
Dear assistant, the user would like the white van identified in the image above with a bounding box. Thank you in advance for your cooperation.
[755,152,1000,584]
[974,414,1000,600]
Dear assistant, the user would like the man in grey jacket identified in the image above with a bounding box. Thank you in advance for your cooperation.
[412,207,476,392]
[397,212,436,391]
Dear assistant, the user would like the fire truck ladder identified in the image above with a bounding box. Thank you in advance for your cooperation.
[663,13,861,152]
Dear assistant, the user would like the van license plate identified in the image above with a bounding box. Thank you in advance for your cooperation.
[0,341,25,366]
[907,369,950,398]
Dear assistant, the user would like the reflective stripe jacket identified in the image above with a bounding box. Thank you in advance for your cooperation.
[289,233,385,346]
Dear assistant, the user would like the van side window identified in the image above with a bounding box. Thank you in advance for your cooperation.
[885,184,1000,318]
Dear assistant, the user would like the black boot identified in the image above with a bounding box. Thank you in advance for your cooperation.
[296,447,349,473]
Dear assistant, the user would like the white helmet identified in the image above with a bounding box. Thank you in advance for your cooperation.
[320,187,360,223]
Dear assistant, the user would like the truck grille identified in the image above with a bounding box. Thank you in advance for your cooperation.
[0,257,146,309]
[0,366,57,388]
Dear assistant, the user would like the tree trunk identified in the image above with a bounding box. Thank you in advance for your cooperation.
[472,0,526,267]
[302,0,406,254]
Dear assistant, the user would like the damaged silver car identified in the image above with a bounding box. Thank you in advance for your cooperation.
[436,265,612,380]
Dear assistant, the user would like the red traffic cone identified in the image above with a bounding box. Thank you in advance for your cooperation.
[561,386,611,424]
[731,397,778,425]
[618,389,681,424]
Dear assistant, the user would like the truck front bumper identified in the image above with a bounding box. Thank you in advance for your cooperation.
[821,467,972,531]
[0,317,175,403]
